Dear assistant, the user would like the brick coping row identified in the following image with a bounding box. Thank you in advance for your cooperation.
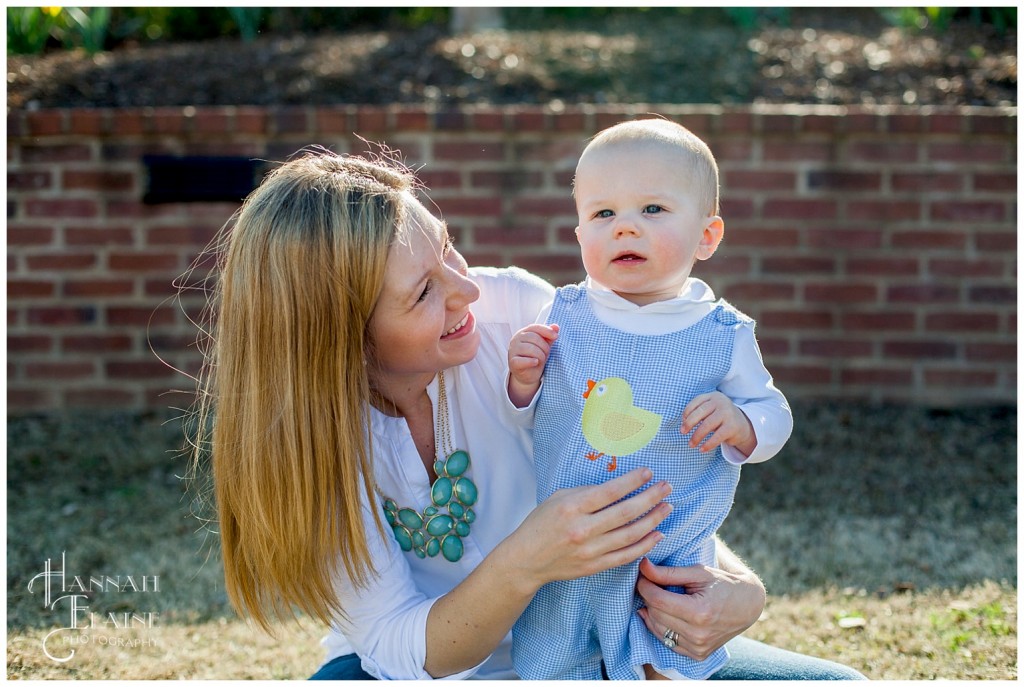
[9,103,1017,139]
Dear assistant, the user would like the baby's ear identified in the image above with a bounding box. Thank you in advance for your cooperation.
[695,216,724,261]
[574,225,582,244]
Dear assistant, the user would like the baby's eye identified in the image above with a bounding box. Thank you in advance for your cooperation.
[643,204,664,214]
[595,209,614,219]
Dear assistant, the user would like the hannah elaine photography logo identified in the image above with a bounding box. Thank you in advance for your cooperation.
[27,552,161,663]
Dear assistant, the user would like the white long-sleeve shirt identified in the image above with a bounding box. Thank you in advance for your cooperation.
[320,266,554,679]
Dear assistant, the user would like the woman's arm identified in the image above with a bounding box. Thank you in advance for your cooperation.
[635,537,766,661]
[425,467,672,677]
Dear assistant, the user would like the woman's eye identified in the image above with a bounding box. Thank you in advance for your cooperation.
[417,281,432,303]
[643,204,663,214]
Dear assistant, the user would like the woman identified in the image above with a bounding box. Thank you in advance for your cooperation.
[192,148,864,680]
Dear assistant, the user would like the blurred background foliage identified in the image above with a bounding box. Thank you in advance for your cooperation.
[7,6,1018,56]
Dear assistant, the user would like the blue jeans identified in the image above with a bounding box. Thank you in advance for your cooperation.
[308,636,867,680]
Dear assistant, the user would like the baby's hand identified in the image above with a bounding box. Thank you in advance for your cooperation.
[681,391,756,457]
[507,323,559,407]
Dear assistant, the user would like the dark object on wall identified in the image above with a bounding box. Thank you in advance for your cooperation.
[143,155,269,204]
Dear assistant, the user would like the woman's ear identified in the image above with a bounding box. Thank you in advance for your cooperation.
[695,216,724,261]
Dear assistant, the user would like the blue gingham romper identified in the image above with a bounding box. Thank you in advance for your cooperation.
[511,284,750,680]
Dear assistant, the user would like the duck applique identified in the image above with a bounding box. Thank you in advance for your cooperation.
[581,377,662,472]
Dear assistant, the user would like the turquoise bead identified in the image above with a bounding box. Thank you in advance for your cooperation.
[453,477,478,506]
[397,508,423,530]
[426,514,454,537]
[384,509,397,526]
[412,530,426,548]
[414,547,426,559]
[433,460,445,475]
[392,525,413,552]
[424,506,439,516]
[431,477,453,507]
[464,508,476,524]
[384,499,398,513]
[441,534,464,562]
[448,502,465,519]
[445,450,470,477]
[455,521,470,537]
[425,538,440,557]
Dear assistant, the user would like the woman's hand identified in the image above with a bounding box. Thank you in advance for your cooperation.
[635,554,766,661]
[503,468,673,594]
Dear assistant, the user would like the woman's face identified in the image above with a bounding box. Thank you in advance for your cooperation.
[367,195,481,390]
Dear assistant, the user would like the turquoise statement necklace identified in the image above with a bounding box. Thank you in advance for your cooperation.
[381,371,478,562]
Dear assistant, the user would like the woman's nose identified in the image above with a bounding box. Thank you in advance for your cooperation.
[446,260,480,307]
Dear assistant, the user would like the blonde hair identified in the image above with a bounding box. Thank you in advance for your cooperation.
[578,118,720,216]
[191,148,414,630]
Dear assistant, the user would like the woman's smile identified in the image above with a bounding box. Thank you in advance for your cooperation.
[442,311,475,339]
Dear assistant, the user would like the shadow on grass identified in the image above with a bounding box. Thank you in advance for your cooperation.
[7,400,1016,631]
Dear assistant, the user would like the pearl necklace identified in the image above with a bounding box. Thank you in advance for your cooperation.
[381,371,478,562]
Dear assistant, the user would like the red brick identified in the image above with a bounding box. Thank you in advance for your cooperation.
[807,228,883,250]
[355,106,389,132]
[64,388,140,407]
[511,253,585,274]
[891,231,967,250]
[805,283,878,304]
[107,306,175,326]
[845,257,920,276]
[968,286,1015,304]
[970,114,1013,135]
[7,334,53,353]
[26,254,97,270]
[719,282,795,301]
[759,309,834,329]
[928,142,1006,163]
[25,198,100,218]
[552,111,586,132]
[883,340,956,359]
[923,369,998,387]
[8,170,53,190]
[841,367,914,385]
[69,109,107,136]
[926,113,966,134]
[150,108,187,135]
[724,170,796,191]
[393,108,429,131]
[843,113,881,133]
[847,141,919,163]
[111,110,147,135]
[887,284,959,303]
[109,252,180,271]
[512,197,574,216]
[26,110,66,136]
[63,280,135,297]
[513,139,581,163]
[235,106,267,134]
[105,360,177,379]
[762,256,836,274]
[887,114,924,133]
[755,336,789,356]
[469,170,543,190]
[930,201,1005,222]
[925,312,999,332]
[763,141,834,162]
[25,361,96,379]
[891,172,963,193]
[806,171,882,192]
[7,226,55,246]
[719,112,754,134]
[65,226,135,246]
[145,278,181,298]
[800,114,840,134]
[436,140,506,161]
[840,311,916,331]
[193,109,232,134]
[147,225,218,246]
[7,112,26,138]
[274,107,311,134]
[7,280,55,297]
[435,197,503,216]
[763,198,838,220]
[471,110,507,132]
[712,140,754,162]
[512,110,547,131]
[62,334,134,353]
[929,258,1009,278]
[847,200,920,222]
[315,108,350,134]
[27,307,96,325]
[63,170,136,192]
[799,339,873,357]
[771,365,833,385]
[974,172,1016,192]
[965,343,1016,362]
[975,231,1016,252]
[475,226,547,246]
[7,387,56,410]
[719,197,754,220]
[22,144,93,163]
[725,227,799,248]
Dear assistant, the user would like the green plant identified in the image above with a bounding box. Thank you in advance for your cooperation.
[63,6,111,54]
[6,6,61,55]
[880,7,1017,34]
[227,7,263,42]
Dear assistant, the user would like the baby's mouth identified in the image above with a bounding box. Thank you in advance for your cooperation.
[613,252,646,264]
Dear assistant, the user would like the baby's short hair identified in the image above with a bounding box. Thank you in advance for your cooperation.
[584,118,720,216]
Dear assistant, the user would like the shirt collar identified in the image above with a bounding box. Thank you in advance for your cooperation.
[584,276,715,314]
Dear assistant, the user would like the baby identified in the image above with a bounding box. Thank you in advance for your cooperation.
[506,118,792,680]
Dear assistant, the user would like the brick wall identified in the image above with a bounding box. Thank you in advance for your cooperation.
[7,104,1017,412]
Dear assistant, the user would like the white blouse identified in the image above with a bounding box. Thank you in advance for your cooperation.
[320,266,554,680]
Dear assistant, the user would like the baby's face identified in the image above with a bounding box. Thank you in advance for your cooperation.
[574,141,720,306]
